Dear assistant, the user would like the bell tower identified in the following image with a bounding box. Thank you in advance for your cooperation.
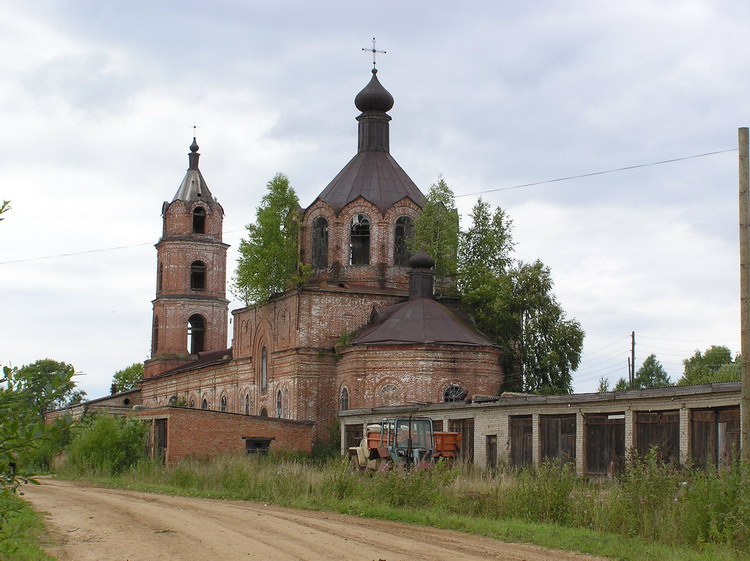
[144,138,229,378]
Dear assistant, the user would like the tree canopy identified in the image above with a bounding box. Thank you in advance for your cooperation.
[456,196,584,394]
[233,173,302,304]
[112,362,144,392]
[677,345,740,385]
[411,177,459,293]
[633,354,672,389]
[12,359,85,413]
[1,361,77,517]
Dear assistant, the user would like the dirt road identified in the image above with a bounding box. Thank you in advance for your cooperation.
[23,479,606,561]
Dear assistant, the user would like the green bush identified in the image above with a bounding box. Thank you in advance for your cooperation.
[63,415,148,475]
[681,462,750,548]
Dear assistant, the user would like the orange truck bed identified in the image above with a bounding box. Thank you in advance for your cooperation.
[433,431,462,458]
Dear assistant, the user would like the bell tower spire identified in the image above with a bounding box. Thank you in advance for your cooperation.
[144,138,230,378]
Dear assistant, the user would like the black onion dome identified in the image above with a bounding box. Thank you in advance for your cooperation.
[408,250,435,270]
[355,69,394,113]
[190,137,199,153]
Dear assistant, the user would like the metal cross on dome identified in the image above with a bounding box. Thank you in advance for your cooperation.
[362,37,386,68]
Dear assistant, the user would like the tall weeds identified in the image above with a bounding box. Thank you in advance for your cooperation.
[62,450,750,553]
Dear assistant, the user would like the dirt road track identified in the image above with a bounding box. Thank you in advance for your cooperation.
[23,479,606,561]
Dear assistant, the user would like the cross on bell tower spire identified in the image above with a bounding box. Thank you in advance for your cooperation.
[362,37,386,68]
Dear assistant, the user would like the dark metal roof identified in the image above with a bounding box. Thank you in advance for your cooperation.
[172,138,217,203]
[351,298,497,347]
[315,150,425,214]
[310,70,425,215]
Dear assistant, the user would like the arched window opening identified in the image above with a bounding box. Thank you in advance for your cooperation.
[340,387,349,411]
[349,214,370,265]
[276,390,283,418]
[190,261,206,291]
[193,207,206,233]
[260,346,268,392]
[259,407,268,417]
[157,262,163,292]
[312,216,329,268]
[201,397,209,410]
[245,394,251,415]
[380,384,401,407]
[152,316,159,354]
[220,395,228,412]
[187,314,205,354]
[189,396,196,408]
[443,384,467,402]
[394,216,414,266]
[168,395,177,406]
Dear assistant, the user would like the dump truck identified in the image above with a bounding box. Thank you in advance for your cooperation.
[348,417,462,470]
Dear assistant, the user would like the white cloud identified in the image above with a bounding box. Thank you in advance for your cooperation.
[1,0,748,398]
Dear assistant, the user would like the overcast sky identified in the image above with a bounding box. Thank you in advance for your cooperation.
[2,1,748,399]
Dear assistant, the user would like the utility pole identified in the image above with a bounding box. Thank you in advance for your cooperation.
[630,331,636,388]
[739,127,749,462]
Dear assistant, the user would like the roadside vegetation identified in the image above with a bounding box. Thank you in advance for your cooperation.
[0,494,54,561]
[49,421,750,561]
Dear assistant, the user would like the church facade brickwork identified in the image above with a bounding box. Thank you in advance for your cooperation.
[137,69,506,451]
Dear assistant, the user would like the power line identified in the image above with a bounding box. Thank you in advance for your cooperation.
[0,242,154,265]
[0,229,247,266]
[1,149,736,265]
[455,148,737,198]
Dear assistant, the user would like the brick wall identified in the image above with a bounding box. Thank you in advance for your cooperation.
[299,197,421,290]
[340,383,742,474]
[337,344,504,409]
[132,406,313,465]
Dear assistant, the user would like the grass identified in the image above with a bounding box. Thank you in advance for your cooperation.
[50,451,750,561]
[0,492,55,561]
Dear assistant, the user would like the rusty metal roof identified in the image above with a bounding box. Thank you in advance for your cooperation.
[351,298,497,347]
[172,138,217,203]
[315,150,425,214]
[310,70,425,214]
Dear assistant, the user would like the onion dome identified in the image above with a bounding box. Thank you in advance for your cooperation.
[408,250,435,270]
[355,69,394,113]
[310,69,425,214]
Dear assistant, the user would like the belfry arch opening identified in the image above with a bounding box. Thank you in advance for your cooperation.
[187,314,205,354]
[190,261,206,291]
[349,214,370,265]
[193,206,206,233]
[312,216,328,268]
[394,216,414,266]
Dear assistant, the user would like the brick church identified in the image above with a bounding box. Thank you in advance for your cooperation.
[135,68,505,456]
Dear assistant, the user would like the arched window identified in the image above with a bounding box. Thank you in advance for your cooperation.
[394,216,414,266]
[168,395,177,406]
[220,395,227,412]
[193,207,206,233]
[340,387,349,411]
[350,214,370,265]
[187,314,205,354]
[260,346,268,392]
[312,216,328,268]
[443,384,467,402]
[276,390,283,418]
[259,407,268,417]
[157,262,163,292]
[152,316,159,354]
[190,261,206,291]
[244,394,250,415]
[380,384,401,407]
[201,397,209,410]
[189,396,196,408]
